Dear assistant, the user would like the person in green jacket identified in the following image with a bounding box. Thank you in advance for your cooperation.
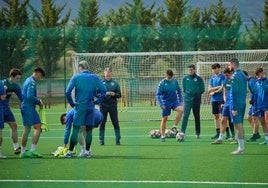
[180,64,205,140]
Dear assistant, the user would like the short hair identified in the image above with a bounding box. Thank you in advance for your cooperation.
[254,67,264,76]
[242,70,249,77]
[229,58,239,67]
[9,68,22,77]
[211,63,220,69]
[188,64,195,70]
[78,60,89,70]
[60,113,67,125]
[104,67,112,72]
[166,69,173,77]
[223,67,233,74]
[34,67,45,77]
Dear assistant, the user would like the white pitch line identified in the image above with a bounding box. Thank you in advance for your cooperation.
[0,180,267,185]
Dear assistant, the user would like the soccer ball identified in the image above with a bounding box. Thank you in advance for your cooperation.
[149,129,161,139]
[176,132,185,142]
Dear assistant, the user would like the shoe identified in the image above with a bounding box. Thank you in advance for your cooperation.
[211,133,219,139]
[246,137,256,142]
[116,142,120,145]
[82,152,92,158]
[255,133,261,139]
[211,139,223,144]
[161,137,165,142]
[29,151,43,158]
[171,126,178,134]
[228,137,235,141]
[230,140,238,145]
[78,150,85,157]
[63,152,73,158]
[20,152,30,158]
[100,140,104,146]
[14,147,21,155]
[231,149,244,155]
[259,141,268,145]
[0,153,7,158]
[225,135,231,140]
[196,135,200,139]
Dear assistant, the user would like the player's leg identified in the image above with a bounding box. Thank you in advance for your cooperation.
[21,125,31,155]
[160,116,168,142]
[7,121,20,153]
[192,101,201,137]
[109,106,121,145]
[99,108,108,145]
[259,111,268,145]
[180,102,192,134]
[84,126,93,158]
[172,104,183,132]
[211,102,222,139]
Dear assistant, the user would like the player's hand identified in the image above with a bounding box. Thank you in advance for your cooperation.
[232,110,237,116]
[39,99,44,109]
[161,105,166,110]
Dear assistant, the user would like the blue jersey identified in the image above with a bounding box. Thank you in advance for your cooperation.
[209,73,225,102]
[0,81,5,106]
[223,78,232,106]
[230,69,247,111]
[21,76,41,108]
[2,78,22,106]
[254,77,268,111]
[0,82,5,128]
[63,108,103,145]
[66,70,106,108]
[156,78,183,107]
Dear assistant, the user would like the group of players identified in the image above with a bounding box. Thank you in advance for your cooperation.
[156,58,268,155]
[0,61,122,158]
[1,58,267,158]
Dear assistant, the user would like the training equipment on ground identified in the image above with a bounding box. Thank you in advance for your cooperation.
[149,130,161,139]
[72,49,268,121]
[176,132,185,142]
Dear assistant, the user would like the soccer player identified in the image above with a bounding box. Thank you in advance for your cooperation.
[156,69,183,142]
[180,64,205,139]
[253,67,268,145]
[99,67,122,145]
[2,69,23,154]
[55,108,103,157]
[208,63,226,139]
[211,67,235,144]
[65,60,106,158]
[20,67,45,158]
[228,58,247,155]
[244,71,261,142]
[0,79,7,158]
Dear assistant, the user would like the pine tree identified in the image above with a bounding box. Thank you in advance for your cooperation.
[245,0,268,49]
[0,0,29,77]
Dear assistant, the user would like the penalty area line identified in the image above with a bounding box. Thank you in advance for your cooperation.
[0,180,267,185]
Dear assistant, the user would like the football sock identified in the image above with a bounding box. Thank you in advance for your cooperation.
[238,139,244,151]
[265,133,268,141]
[218,133,224,140]
[30,144,36,152]
[13,143,19,150]
[21,147,26,153]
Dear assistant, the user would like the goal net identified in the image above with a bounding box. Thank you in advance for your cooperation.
[72,49,268,122]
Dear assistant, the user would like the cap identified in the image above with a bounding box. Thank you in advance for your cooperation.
[78,60,89,69]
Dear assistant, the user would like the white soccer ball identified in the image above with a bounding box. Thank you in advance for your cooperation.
[176,132,185,142]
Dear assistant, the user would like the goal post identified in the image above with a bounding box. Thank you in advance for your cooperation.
[71,49,268,122]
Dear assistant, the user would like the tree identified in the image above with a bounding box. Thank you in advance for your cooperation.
[0,0,29,77]
[245,0,268,49]
[197,0,241,50]
[29,0,70,98]
[70,0,105,53]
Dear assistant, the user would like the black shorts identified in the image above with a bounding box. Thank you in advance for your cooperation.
[211,101,222,114]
